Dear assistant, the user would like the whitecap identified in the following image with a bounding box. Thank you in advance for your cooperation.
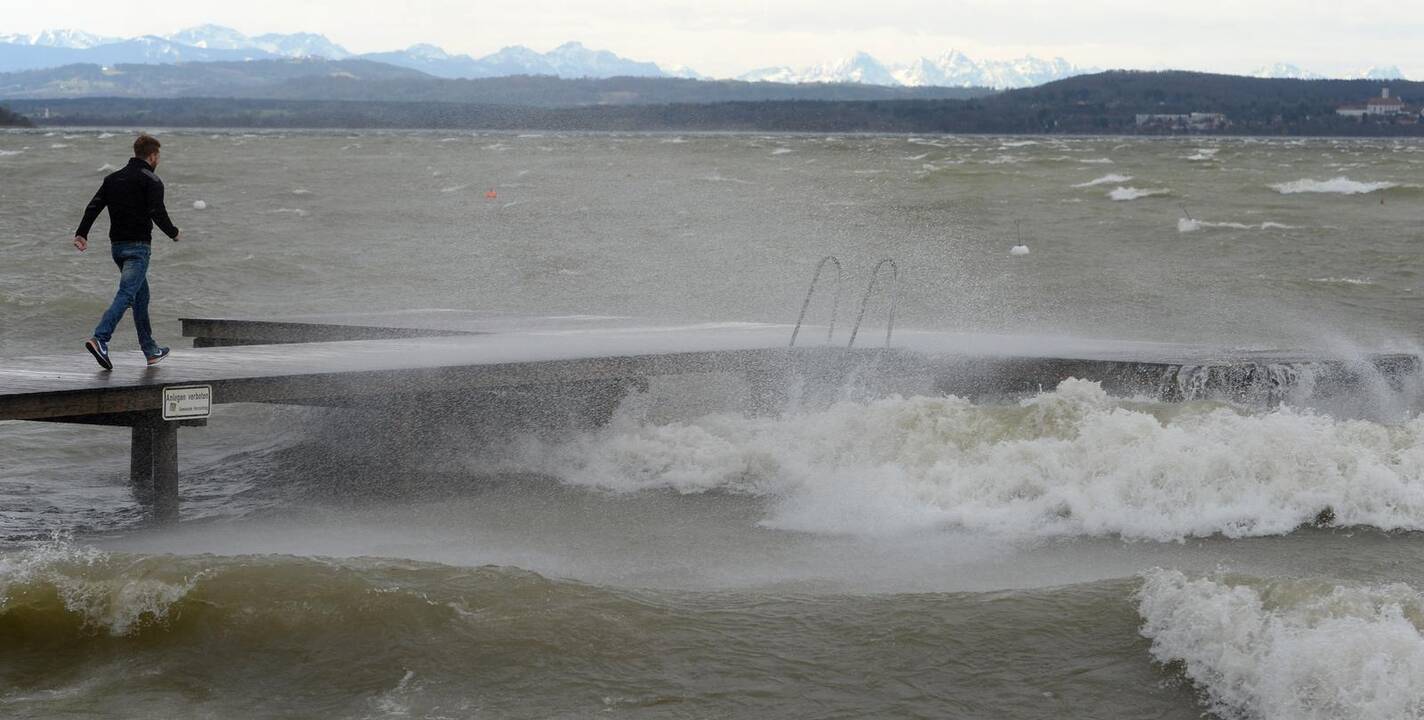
[699,174,755,184]
[1109,186,1171,201]
[1139,570,1424,720]
[1272,177,1404,194]
[493,379,1424,541]
[1309,276,1376,286]
[1074,174,1133,188]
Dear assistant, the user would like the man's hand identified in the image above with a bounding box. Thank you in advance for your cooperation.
[73,235,87,252]
[173,231,182,243]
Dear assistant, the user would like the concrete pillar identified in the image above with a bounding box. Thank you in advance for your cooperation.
[129,425,155,504]
[130,417,179,524]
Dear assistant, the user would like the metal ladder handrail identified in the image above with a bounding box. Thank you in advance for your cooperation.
[789,255,844,347]
[846,258,898,349]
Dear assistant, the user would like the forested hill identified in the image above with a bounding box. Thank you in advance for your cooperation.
[974,70,1424,132]
[0,104,31,126]
[5,70,1422,136]
[0,60,989,105]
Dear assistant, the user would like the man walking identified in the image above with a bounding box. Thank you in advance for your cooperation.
[73,134,181,370]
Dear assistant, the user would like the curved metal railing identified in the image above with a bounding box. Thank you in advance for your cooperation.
[789,255,843,347]
[846,258,898,349]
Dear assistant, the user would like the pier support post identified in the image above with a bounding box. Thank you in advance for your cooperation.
[130,425,155,505]
[130,416,179,524]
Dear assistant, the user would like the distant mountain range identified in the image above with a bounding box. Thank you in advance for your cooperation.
[0,26,1090,88]
[739,51,1088,89]
[1250,62,1407,81]
[0,25,678,80]
[0,25,1413,90]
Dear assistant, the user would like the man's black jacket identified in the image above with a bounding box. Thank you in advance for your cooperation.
[75,157,179,244]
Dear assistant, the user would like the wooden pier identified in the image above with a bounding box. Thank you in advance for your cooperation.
[1,310,1417,523]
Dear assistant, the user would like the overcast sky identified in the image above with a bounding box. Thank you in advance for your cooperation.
[4,0,1421,78]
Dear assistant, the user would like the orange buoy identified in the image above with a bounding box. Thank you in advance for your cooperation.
[485,189,497,199]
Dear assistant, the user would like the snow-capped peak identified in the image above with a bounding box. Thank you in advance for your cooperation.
[0,29,118,49]
[165,24,252,50]
[743,49,1085,88]
[1360,65,1407,80]
[404,43,454,61]
[1251,63,1323,79]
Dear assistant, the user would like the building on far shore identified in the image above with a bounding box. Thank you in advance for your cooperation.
[1337,87,1412,118]
[1134,112,1229,131]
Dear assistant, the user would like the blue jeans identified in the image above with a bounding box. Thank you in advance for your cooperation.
[93,242,161,357]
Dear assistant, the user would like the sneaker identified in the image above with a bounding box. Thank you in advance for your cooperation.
[146,347,171,366]
[85,337,113,370]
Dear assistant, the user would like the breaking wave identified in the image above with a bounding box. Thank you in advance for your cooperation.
[493,380,1424,542]
[1179,219,1297,233]
[1109,186,1172,201]
[1074,174,1133,188]
[1139,569,1424,720]
[1271,177,1411,195]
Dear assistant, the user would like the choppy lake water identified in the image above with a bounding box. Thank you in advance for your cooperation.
[4,129,1424,719]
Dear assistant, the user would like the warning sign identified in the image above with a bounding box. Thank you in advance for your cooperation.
[162,385,212,420]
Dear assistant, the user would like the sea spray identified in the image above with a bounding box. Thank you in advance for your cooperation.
[1138,569,1424,720]
[493,379,1424,541]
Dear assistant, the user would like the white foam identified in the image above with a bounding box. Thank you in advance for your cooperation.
[700,174,755,184]
[1074,174,1133,188]
[264,208,308,217]
[1309,276,1376,286]
[495,380,1424,541]
[1078,158,1114,164]
[1070,172,1127,186]
[1181,219,1297,233]
[1109,186,1171,201]
[0,149,23,156]
[96,163,117,173]
[0,537,196,635]
[192,200,207,210]
[1139,569,1424,720]
[771,148,794,155]
[1009,245,1030,256]
[1272,177,1403,195]
[49,143,70,149]
[1184,148,1219,161]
